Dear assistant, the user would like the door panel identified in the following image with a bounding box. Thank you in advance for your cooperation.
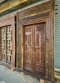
[35,24,45,73]
[24,23,46,74]
[6,26,12,63]
[1,26,12,63]
[24,26,32,71]
[1,27,6,61]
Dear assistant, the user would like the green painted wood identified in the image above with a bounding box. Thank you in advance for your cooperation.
[55,0,60,69]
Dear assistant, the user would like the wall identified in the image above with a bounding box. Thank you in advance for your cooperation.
[55,0,60,78]
[55,0,60,70]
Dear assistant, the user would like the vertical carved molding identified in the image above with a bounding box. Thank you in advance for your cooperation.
[16,14,23,70]
[0,28,2,60]
[45,0,55,80]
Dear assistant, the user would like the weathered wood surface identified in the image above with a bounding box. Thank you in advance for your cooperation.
[0,15,16,68]
[16,0,54,80]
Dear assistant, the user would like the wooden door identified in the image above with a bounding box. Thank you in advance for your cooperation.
[1,26,12,63]
[24,25,32,71]
[6,26,12,63]
[34,23,45,74]
[1,27,6,61]
[24,23,46,74]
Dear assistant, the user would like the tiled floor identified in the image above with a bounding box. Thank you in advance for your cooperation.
[0,65,39,83]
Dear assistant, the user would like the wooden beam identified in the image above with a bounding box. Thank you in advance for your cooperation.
[0,0,27,13]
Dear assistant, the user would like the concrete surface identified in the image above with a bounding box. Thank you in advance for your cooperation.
[0,65,39,83]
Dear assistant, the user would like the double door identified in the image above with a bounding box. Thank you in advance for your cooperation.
[24,23,46,74]
[1,25,12,63]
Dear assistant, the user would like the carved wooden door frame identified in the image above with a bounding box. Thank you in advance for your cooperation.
[16,1,54,79]
[18,11,54,77]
